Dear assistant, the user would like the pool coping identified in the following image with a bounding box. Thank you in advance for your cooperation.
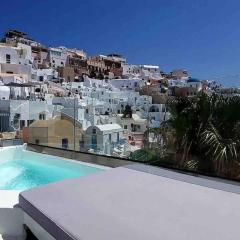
[1,145,110,171]
[21,148,111,171]
[0,190,21,208]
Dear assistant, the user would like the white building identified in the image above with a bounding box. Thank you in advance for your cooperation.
[110,78,144,90]
[10,100,54,130]
[0,86,10,100]
[0,44,32,80]
[168,78,187,87]
[122,64,140,77]
[0,75,30,99]
[35,68,58,82]
[186,78,202,91]
[116,114,147,147]
[0,45,19,65]
[83,124,124,155]
[48,47,68,69]
[140,65,162,80]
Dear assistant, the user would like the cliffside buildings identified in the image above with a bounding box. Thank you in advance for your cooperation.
[0,28,225,158]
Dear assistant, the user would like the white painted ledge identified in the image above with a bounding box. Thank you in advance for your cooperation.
[0,191,20,209]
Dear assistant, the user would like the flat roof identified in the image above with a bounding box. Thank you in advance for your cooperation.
[142,65,159,69]
[95,123,122,132]
[19,165,240,240]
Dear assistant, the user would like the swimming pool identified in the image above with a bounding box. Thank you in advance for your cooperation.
[0,146,105,190]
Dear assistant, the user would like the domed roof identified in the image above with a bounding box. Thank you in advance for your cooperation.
[187,77,201,83]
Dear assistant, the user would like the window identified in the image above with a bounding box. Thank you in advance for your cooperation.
[79,140,84,149]
[20,120,25,129]
[92,128,96,134]
[62,138,68,149]
[92,135,97,150]
[39,113,46,120]
[124,125,128,129]
[27,120,34,126]
[6,54,11,64]
[117,133,120,142]
[35,139,39,144]
[86,109,89,114]
[109,134,112,142]
[39,76,44,82]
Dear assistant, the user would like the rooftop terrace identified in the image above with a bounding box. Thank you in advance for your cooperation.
[19,164,240,240]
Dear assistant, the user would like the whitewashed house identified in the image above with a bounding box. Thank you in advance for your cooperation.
[0,85,10,100]
[48,47,68,69]
[35,68,58,82]
[140,65,162,80]
[122,64,140,77]
[82,124,124,155]
[116,114,147,148]
[0,44,32,79]
[168,78,187,87]
[110,78,144,90]
[10,100,54,130]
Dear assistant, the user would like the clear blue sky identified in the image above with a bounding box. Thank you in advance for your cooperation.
[1,0,240,86]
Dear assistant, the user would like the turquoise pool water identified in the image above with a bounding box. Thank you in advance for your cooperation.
[0,153,103,190]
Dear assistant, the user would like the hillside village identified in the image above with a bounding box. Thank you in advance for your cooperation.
[0,29,238,158]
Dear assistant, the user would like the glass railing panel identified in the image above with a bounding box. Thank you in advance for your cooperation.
[2,82,239,182]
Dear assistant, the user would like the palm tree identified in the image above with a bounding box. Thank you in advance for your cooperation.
[163,93,240,178]
[199,95,240,176]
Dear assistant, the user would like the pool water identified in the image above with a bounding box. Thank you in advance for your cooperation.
[0,157,103,190]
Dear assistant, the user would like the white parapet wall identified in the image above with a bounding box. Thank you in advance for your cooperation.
[0,146,26,239]
[24,213,55,240]
[0,145,25,162]
[0,190,26,239]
